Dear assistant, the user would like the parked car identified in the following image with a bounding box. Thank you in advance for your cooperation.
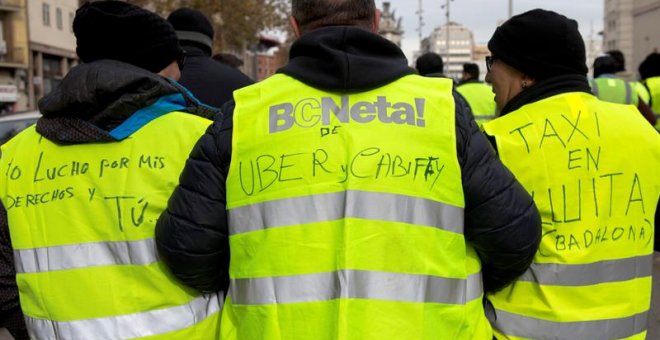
[0,111,41,145]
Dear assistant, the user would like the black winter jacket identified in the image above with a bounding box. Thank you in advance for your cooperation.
[156,27,542,295]
[0,60,217,340]
[178,44,253,108]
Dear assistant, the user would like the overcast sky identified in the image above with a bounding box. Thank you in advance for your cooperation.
[383,0,603,62]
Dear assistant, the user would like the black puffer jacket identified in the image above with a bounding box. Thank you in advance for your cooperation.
[0,60,217,340]
[156,27,541,294]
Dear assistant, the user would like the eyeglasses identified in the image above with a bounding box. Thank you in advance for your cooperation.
[485,56,498,72]
[177,52,187,71]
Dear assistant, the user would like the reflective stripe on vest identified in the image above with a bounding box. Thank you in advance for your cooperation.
[491,309,648,340]
[225,74,491,339]
[483,92,660,339]
[518,254,652,286]
[0,112,221,339]
[230,270,482,305]
[229,190,464,235]
[15,238,157,273]
[26,294,223,340]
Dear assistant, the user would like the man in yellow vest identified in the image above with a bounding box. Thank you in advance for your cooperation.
[639,52,660,131]
[457,63,496,126]
[483,9,660,339]
[590,55,656,126]
[0,2,222,339]
[156,1,542,339]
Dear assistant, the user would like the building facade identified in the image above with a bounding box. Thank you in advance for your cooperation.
[420,22,474,79]
[378,1,403,47]
[0,0,29,114]
[27,0,77,109]
[603,0,634,78]
[632,0,660,74]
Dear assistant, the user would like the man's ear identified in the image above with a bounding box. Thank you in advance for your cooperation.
[372,9,381,33]
[289,16,301,38]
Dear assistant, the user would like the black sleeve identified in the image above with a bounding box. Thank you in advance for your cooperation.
[655,198,659,252]
[0,201,28,340]
[155,102,234,294]
[454,92,542,293]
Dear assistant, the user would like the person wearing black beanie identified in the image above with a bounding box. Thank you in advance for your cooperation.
[167,7,253,108]
[74,0,184,76]
[482,8,660,340]
[0,2,223,339]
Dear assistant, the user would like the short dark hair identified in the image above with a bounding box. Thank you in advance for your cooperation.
[462,63,479,79]
[606,50,625,72]
[593,55,617,78]
[292,0,376,33]
[416,52,444,76]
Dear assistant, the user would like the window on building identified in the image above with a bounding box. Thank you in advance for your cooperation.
[43,3,50,26]
[69,12,74,32]
[56,8,63,30]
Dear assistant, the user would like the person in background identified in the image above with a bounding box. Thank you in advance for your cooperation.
[483,9,660,339]
[607,49,652,105]
[415,52,446,78]
[213,53,244,69]
[639,52,660,131]
[0,2,222,339]
[456,63,496,126]
[590,55,656,126]
[155,0,542,339]
[168,8,253,108]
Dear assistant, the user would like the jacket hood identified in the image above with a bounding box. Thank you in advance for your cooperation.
[37,59,217,144]
[278,26,415,92]
[499,74,592,116]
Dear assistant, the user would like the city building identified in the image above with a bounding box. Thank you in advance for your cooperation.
[243,35,286,81]
[632,0,660,74]
[378,1,403,47]
[420,22,475,79]
[603,0,634,78]
[27,0,77,109]
[0,0,29,113]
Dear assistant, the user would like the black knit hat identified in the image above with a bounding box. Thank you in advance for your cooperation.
[73,1,184,73]
[416,52,444,76]
[639,52,660,80]
[167,8,214,52]
[488,9,588,80]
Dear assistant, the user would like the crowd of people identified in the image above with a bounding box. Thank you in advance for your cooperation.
[0,1,658,339]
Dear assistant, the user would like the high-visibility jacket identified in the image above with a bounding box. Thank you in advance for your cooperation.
[589,76,639,105]
[645,76,660,130]
[0,111,222,339]
[631,81,651,105]
[223,74,491,339]
[483,92,660,340]
[456,82,496,126]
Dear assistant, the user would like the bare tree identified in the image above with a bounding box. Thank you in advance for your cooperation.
[125,0,289,52]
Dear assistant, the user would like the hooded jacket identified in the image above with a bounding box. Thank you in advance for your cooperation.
[155,27,541,296]
[0,60,217,340]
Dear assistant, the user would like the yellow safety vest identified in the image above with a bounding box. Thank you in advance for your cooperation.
[0,112,222,339]
[456,82,496,126]
[483,92,660,340]
[645,76,660,130]
[589,77,639,106]
[631,81,651,105]
[223,74,492,339]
